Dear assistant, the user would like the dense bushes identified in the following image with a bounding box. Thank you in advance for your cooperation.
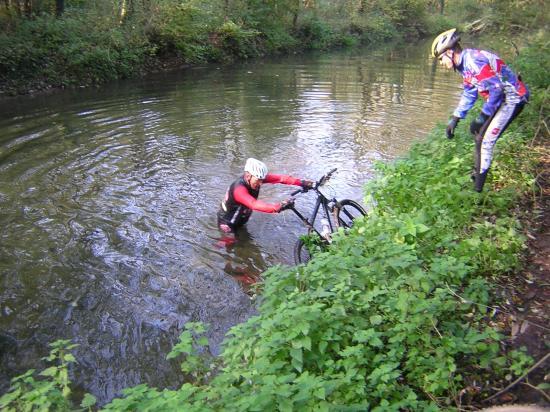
[2,0,547,96]
[0,12,155,93]
[0,0,436,95]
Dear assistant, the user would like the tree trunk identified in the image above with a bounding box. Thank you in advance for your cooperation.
[56,0,64,17]
[292,0,299,29]
[439,0,444,14]
[24,0,31,17]
[119,0,130,23]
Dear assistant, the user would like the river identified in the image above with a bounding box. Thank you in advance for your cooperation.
[0,41,461,404]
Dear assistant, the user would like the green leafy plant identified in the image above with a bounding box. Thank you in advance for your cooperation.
[300,232,328,257]
[167,322,215,385]
[0,339,95,412]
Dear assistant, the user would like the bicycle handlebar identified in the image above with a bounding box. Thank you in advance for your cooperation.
[318,168,337,187]
[286,168,338,198]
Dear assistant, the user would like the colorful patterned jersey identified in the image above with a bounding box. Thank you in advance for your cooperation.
[453,48,529,119]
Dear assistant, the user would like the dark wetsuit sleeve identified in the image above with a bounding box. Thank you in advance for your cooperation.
[233,185,280,213]
[263,173,302,186]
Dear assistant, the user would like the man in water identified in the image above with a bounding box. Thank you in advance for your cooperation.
[432,28,529,192]
[217,158,313,234]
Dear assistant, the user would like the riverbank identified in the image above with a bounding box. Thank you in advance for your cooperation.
[497,138,549,405]
[0,1,438,97]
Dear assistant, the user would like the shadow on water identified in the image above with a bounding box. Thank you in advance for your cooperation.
[0,40,461,404]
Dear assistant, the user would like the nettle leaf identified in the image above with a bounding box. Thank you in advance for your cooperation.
[63,354,76,363]
[167,331,193,359]
[39,367,58,378]
[0,387,22,407]
[62,385,71,398]
[369,315,383,326]
[291,336,312,351]
[297,322,310,336]
[353,329,376,343]
[290,348,303,372]
[80,393,97,408]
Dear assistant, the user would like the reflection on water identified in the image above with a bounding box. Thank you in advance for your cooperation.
[0,41,461,403]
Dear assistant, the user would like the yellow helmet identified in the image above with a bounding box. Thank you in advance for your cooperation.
[431,28,460,58]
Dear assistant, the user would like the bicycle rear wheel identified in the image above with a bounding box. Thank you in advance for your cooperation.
[337,199,366,229]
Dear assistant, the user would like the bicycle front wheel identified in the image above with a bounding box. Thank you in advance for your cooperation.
[337,199,366,229]
[294,239,311,265]
[294,237,330,265]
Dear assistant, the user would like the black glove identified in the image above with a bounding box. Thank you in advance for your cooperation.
[301,180,315,190]
[446,116,460,139]
[279,198,295,212]
[470,112,489,135]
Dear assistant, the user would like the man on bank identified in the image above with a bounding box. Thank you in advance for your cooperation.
[431,28,529,192]
[217,158,314,233]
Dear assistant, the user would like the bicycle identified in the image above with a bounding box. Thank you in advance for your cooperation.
[280,168,367,264]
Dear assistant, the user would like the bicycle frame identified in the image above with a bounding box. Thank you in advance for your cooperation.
[286,191,335,240]
[285,168,341,241]
[282,168,368,264]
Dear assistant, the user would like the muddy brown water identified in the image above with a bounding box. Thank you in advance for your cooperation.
[0,42,461,404]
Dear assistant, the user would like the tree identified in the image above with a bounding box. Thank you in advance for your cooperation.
[56,0,64,17]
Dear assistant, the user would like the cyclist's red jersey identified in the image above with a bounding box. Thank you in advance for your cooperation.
[218,173,302,229]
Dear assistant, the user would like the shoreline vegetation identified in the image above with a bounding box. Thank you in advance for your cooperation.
[1,0,548,410]
[1,0,446,97]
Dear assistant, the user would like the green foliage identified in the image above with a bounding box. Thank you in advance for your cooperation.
[379,0,428,38]
[446,0,485,23]
[262,26,300,53]
[0,340,95,412]
[166,322,217,385]
[423,13,458,36]
[489,0,549,35]
[146,0,220,63]
[300,233,328,257]
[296,17,336,50]
[0,12,154,94]
[513,35,550,90]
[215,21,261,60]
[507,347,534,376]
[0,0,441,93]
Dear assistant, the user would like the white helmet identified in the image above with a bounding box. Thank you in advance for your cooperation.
[244,158,268,179]
[431,28,460,58]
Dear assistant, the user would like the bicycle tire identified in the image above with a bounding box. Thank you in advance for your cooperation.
[294,237,330,265]
[294,238,311,265]
[336,199,366,229]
